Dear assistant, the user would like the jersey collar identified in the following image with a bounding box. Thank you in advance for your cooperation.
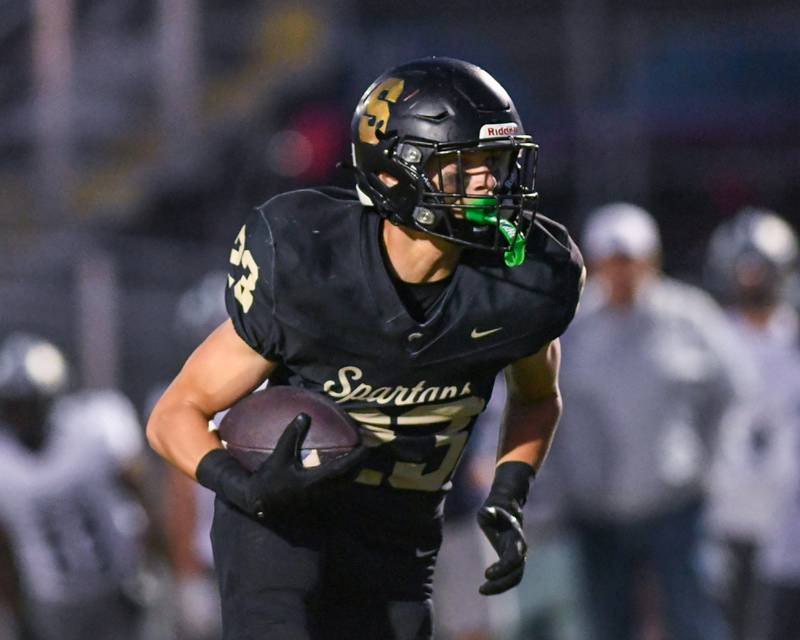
[360,212,463,352]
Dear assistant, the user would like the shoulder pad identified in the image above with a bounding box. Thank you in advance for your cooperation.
[524,214,586,340]
[253,188,363,270]
[310,186,359,202]
[226,188,364,358]
[529,214,583,266]
[256,188,361,228]
[529,214,585,286]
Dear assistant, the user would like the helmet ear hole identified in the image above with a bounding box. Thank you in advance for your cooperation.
[377,171,401,188]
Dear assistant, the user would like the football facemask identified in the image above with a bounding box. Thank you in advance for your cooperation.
[411,143,536,266]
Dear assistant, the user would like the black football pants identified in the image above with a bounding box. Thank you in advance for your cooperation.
[210,496,441,640]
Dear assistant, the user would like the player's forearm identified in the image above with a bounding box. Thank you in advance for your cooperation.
[496,392,562,471]
[146,397,223,480]
[165,468,206,577]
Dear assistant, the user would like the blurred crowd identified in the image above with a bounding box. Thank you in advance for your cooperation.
[1,203,799,640]
[434,204,800,640]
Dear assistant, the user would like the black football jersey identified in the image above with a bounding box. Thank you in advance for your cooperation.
[225,187,583,496]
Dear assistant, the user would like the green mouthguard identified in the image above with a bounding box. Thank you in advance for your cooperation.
[465,197,526,267]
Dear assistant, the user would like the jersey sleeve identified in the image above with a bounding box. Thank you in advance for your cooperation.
[225,207,283,360]
[551,239,586,342]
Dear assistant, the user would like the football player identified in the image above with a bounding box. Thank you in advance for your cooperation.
[0,333,152,640]
[704,209,800,640]
[147,57,584,640]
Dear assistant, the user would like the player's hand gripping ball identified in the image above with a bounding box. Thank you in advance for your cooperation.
[219,386,362,471]
[217,387,368,517]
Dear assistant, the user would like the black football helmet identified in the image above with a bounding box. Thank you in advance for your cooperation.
[349,57,538,266]
[704,208,798,307]
[0,333,69,448]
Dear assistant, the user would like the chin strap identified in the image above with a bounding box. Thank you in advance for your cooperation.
[465,198,527,267]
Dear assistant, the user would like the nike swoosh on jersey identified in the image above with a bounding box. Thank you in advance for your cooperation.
[470,327,503,339]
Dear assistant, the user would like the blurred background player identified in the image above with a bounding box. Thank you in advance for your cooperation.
[0,333,161,640]
[548,203,753,640]
[704,208,800,640]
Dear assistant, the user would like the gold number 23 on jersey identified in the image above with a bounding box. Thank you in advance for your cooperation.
[349,396,485,492]
[229,225,259,313]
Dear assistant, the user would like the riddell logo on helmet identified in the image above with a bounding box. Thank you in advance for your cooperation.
[479,123,519,138]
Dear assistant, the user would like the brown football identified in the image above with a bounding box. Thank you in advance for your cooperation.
[218,386,360,472]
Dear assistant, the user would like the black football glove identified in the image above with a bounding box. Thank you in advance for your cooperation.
[476,461,535,596]
[196,413,368,519]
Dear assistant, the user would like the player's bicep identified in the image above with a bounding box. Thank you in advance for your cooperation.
[168,319,278,417]
[504,339,561,404]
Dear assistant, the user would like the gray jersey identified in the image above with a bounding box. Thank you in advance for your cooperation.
[0,389,145,605]
[760,422,800,583]
[733,308,800,583]
[707,307,800,542]
[551,276,753,522]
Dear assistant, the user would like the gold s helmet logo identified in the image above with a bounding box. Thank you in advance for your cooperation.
[358,78,405,145]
